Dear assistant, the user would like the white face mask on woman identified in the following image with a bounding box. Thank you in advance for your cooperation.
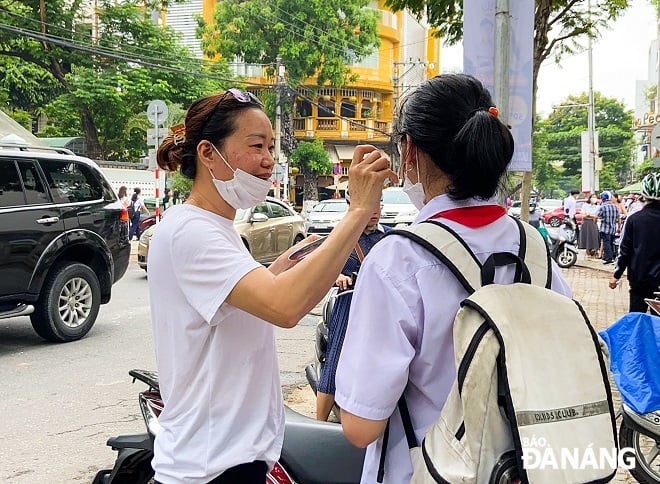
[402,147,426,210]
[208,144,272,210]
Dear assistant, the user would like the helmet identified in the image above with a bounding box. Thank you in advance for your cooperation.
[640,172,660,200]
[600,191,611,201]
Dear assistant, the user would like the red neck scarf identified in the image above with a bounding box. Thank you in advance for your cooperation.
[429,205,507,228]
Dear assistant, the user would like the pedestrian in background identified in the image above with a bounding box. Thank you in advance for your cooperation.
[579,193,600,259]
[609,173,660,313]
[597,191,619,265]
[118,185,129,208]
[563,189,579,221]
[316,200,390,422]
[162,188,172,210]
[128,187,150,241]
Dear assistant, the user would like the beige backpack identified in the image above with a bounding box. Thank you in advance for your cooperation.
[380,219,617,484]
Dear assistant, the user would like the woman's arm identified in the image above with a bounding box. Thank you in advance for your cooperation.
[225,145,396,328]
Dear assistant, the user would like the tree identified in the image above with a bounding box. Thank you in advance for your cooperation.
[288,139,333,203]
[0,0,231,160]
[384,0,629,106]
[197,0,381,88]
[532,117,563,198]
[382,0,631,210]
[541,92,633,191]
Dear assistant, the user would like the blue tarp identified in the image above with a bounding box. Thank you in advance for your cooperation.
[599,312,660,414]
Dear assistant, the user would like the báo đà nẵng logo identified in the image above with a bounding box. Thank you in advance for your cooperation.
[520,435,635,471]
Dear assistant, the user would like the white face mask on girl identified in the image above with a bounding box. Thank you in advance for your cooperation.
[402,148,426,210]
[208,144,272,210]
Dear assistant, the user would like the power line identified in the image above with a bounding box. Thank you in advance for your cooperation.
[0,21,271,88]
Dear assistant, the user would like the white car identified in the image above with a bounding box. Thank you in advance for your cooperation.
[304,198,349,235]
[380,187,418,227]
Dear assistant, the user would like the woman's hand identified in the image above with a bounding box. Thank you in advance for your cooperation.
[346,145,398,213]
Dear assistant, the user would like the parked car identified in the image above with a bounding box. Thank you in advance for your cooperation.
[538,198,563,213]
[0,143,130,342]
[380,187,418,227]
[304,198,349,235]
[542,200,586,227]
[138,197,306,270]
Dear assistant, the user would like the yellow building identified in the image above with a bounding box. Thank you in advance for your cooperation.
[163,1,440,202]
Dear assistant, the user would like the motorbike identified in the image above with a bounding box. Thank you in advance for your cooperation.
[600,306,660,484]
[539,218,579,268]
[93,369,365,484]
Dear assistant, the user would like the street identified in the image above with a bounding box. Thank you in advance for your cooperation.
[0,255,637,483]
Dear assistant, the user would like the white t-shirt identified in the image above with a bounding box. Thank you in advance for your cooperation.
[564,195,577,218]
[335,196,572,483]
[148,204,284,484]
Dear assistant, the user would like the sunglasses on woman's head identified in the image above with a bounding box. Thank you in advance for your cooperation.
[223,88,263,107]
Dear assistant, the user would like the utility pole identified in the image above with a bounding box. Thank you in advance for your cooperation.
[587,0,599,192]
[274,55,282,200]
[493,0,526,218]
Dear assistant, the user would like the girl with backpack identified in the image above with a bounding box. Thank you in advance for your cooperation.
[128,187,150,241]
[334,74,572,483]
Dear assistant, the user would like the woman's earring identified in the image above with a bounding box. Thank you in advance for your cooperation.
[405,163,413,173]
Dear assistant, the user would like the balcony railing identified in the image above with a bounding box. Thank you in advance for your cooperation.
[317,118,339,131]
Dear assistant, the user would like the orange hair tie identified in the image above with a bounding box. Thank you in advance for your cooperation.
[488,107,499,118]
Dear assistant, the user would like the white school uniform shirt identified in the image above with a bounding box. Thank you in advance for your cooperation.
[148,204,284,484]
[335,195,572,484]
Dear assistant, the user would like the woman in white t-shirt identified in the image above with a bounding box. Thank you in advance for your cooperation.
[150,89,394,484]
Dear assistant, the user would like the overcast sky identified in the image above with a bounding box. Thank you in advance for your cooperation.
[440,1,657,116]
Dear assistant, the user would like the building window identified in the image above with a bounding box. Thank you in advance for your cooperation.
[340,98,357,118]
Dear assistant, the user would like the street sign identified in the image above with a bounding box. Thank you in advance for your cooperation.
[147,128,166,147]
[651,123,660,152]
[147,100,168,126]
[148,149,157,170]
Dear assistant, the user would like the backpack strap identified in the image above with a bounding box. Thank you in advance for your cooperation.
[377,396,417,483]
[388,220,483,294]
[513,218,552,289]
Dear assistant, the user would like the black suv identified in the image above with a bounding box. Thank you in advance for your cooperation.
[0,144,130,342]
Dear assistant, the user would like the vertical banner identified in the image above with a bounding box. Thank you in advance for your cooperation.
[463,0,534,171]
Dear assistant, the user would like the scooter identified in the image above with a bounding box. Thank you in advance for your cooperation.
[544,218,579,268]
[93,369,365,484]
[601,308,660,484]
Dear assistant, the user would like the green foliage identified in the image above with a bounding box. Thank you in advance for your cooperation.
[198,0,381,87]
[0,0,233,161]
[384,0,630,67]
[169,171,193,196]
[531,118,562,198]
[289,139,332,175]
[5,109,33,130]
[539,93,633,190]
